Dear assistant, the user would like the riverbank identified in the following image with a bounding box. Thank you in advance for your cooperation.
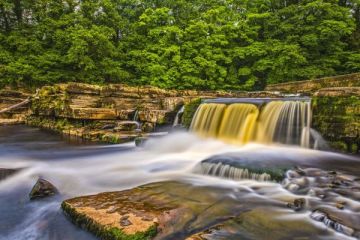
[0,73,359,153]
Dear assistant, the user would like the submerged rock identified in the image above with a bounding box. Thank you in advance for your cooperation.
[310,209,360,237]
[29,178,58,200]
[287,198,306,211]
[0,168,19,181]
[135,137,148,147]
[186,208,328,240]
[197,154,290,182]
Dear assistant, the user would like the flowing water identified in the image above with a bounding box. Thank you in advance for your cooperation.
[173,105,185,127]
[191,99,312,147]
[1,98,360,239]
[0,125,360,239]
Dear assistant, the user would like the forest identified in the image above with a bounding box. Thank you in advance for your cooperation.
[0,0,359,90]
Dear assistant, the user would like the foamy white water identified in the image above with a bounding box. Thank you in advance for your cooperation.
[0,126,359,240]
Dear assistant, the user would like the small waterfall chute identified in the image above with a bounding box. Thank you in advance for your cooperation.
[309,128,329,150]
[194,162,273,182]
[173,105,185,127]
[133,109,139,122]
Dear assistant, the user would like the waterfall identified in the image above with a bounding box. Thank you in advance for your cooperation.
[173,106,185,127]
[195,162,272,181]
[133,110,139,121]
[218,104,259,144]
[190,103,226,138]
[190,99,314,148]
[309,128,329,150]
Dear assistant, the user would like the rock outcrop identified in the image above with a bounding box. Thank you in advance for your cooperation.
[0,88,31,125]
[29,178,59,200]
[27,83,283,143]
[1,76,359,152]
[265,72,360,93]
[312,87,360,153]
[62,181,348,240]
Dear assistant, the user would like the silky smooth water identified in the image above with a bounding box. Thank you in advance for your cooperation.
[0,125,359,240]
[191,100,312,147]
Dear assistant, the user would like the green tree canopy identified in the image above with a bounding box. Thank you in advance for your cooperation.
[0,0,359,89]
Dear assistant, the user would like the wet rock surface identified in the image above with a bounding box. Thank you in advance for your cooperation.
[61,179,360,240]
[283,167,360,237]
[29,178,59,200]
[0,168,19,181]
[27,83,286,144]
[287,198,306,211]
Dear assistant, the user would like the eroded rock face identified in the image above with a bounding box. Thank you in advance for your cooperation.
[0,88,31,124]
[265,73,360,93]
[29,178,59,200]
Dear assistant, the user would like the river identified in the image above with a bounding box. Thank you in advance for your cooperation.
[0,125,359,239]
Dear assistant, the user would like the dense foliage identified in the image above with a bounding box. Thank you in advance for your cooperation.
[0,0,359,90]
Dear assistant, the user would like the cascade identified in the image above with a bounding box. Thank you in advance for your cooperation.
[133,109,139,122]
[195,162,272,181]
[190,103,226,138]
[173,106,185,127]
[190,99,313,147]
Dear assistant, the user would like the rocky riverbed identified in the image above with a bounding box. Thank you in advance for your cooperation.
[1,125,359,240]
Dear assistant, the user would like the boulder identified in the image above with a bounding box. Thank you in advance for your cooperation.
[287,198,306,211]
[29,178,58,200]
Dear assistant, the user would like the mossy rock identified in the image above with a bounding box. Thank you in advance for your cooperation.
[182,98,202,128]
[312,95,360,153]
[62,202,157,240]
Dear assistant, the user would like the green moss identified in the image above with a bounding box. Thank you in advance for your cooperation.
[312,95,360,153]
[61,202,158,240]
[182,98,202,128]
[104,226,157,240]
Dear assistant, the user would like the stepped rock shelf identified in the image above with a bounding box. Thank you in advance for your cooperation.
[23,82,282,144]
[62,178,360,240]
[0,74,359,152]
[0,88,31,125]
